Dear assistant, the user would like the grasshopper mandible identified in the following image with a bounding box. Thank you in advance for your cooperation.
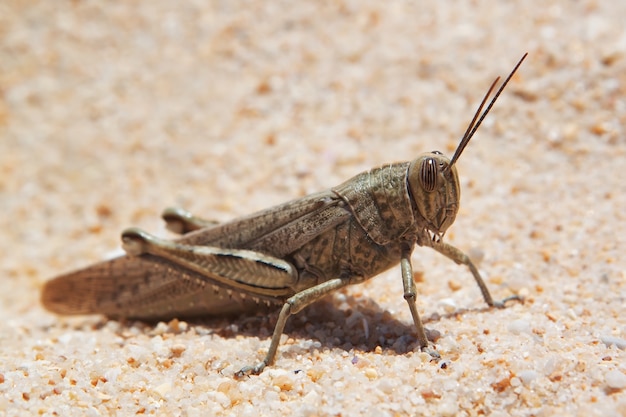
[42,54,527,376]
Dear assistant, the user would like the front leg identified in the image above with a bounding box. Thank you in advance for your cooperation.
[429,239,522,308]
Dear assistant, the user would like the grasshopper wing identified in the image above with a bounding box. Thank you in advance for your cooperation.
[42,190,352,319]
[176,190,351,256]
[41,254,287,320]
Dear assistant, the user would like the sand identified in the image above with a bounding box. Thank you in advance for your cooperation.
[1,1,625,416]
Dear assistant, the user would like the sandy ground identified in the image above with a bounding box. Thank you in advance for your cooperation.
[2,1,626,416]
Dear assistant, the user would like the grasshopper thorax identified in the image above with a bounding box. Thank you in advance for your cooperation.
[407,152,460,240]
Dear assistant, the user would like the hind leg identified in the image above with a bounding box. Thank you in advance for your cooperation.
[161,207,219,234]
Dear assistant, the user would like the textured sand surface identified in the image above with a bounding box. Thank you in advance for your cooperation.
[2,1,626,416]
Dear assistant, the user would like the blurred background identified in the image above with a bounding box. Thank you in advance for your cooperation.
[1,1,625,415]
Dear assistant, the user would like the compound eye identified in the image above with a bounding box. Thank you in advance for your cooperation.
[419,157,438,192]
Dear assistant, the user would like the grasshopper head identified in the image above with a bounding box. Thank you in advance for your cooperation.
[406,53,527,242]
[408,152,459,241]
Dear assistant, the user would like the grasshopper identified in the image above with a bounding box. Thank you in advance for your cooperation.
[42,54,527,376]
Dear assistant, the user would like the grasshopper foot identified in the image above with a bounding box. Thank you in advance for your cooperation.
[421,345,441,361]
[234,361,267,379]
[492,294,524,309]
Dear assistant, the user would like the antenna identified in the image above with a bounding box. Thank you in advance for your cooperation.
[448,52,528,168]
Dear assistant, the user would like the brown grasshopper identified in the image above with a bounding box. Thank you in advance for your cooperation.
[42,54,526,376]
